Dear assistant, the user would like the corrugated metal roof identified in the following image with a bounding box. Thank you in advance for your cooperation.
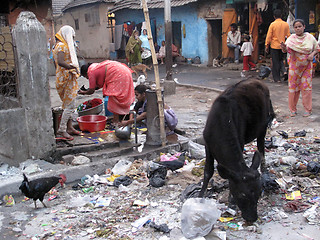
[62,0,115,12]
[52,0,73,16]
[110,0,198,13]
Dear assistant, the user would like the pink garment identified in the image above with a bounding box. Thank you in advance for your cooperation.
[88,60,135,115]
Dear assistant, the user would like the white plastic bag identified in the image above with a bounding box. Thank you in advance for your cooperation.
[181,198,221,239]
[188,140,206,159]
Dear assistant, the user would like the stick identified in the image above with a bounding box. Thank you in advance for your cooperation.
[141,0,166,146]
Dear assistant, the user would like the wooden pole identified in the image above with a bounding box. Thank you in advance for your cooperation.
[141,0,166,146]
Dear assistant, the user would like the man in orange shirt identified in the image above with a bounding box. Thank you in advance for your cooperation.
[265,9,290,82]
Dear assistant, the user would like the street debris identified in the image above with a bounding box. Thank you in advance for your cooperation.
[1,127,320,239]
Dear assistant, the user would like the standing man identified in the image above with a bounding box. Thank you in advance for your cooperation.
[227,23,241,63]
[265,9,290,82]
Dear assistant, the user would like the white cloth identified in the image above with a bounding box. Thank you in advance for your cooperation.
[241,42,254,56]
[60,25,79,68]
[227,30,241,45]
[115,24,123,50]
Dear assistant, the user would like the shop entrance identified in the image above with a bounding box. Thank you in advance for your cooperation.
[207,19,222,66]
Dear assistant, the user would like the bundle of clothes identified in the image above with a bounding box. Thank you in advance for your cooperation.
[77,98,102,111]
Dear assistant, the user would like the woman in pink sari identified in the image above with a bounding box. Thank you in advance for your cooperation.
[79,60,135,123]
[281,19,319,117]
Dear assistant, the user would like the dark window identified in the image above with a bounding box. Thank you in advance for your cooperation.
[85,13,90,23]
[75,19,79,30]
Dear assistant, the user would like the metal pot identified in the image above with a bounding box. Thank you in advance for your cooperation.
[114,125,131,140]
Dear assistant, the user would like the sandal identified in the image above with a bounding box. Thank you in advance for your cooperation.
[290,111,297,117]
[303,112,312,117]
[55,135,74,141]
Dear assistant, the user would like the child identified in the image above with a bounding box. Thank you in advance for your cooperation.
[121,84,149,127]
[120,84,178,135]
[240,35,256,76]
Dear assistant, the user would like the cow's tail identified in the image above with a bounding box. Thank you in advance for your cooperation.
[267,99,276,128]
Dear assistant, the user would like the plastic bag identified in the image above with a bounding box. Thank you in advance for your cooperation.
[259,65,271,79]
[164,108,178,131]
[111,159,132,175]
[188,140,206,159]
[181,198,221,239]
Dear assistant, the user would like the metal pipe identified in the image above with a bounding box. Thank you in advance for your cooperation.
[129,110,138,145]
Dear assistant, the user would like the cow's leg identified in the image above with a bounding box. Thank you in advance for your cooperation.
[257,129,267,172]
[199,146,215,197]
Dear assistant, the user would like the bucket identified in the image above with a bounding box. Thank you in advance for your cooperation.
[104,96,114,117]
[52,107,63,135]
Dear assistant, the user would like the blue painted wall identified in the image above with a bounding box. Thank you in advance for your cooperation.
[115,4,209,64]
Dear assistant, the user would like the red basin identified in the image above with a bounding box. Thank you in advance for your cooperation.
[77,115,107,132]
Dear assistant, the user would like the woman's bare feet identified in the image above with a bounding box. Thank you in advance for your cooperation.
[67,127,84,136]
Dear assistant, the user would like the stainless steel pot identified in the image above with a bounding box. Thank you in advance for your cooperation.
[114,125,131,140]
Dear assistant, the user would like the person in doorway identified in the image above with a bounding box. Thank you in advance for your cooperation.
[227,23,241,63]
[125,30,142,66]
[156,41,166,64]
[78,60,135,124]
[154,42,160,53]
[265,9,290,82]
[280,19,319,117]
[120,84,149,127]
[139,29,150,51]
[53,25,81,141]
[172,43,181,58]
[240,35,256,76]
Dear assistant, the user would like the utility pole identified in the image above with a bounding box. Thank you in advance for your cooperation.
[164,0,172,80]
[164,0,176,95]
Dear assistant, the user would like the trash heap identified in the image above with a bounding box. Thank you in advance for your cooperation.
[4,133,320,239]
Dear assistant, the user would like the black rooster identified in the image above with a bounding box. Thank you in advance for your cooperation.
[19,173,66,208]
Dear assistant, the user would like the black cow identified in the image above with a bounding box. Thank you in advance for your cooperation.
[199,79,275,222]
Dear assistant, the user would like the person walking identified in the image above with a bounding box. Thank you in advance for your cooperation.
[240,35,256,77]
[125,30,142,67]
[280,19,319,117]
[227,23,241,63]
[265,9,290,82]
[52,25,81,141]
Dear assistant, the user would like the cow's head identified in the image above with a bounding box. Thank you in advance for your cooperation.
[217,151,262,222]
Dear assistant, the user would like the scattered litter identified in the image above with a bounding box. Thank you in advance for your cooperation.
[285,190,302,200]
[188,140,206,159]
[219,217,234,222]
[4,195,15,206]
[147,162,167,188]
[277,130,288,139]
[181,198,221,238]
[303,204,319,224]
[149,221,171,233]
[294,130,306,137]
[113,175,133,187]
[226,222,239,230]
[131,216,151,232]
[261,172,279,191]
[307,161,320,174]
[111,159,132,175]
[71,155,91,165]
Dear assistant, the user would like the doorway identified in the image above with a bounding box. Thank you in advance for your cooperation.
[172,21,181,51]
[207,19,222,66]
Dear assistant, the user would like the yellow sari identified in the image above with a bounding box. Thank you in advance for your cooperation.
[53,29,79,109]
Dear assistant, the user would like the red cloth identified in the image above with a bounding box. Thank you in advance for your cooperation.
[243,55,256,71]
[88,60,135,115]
